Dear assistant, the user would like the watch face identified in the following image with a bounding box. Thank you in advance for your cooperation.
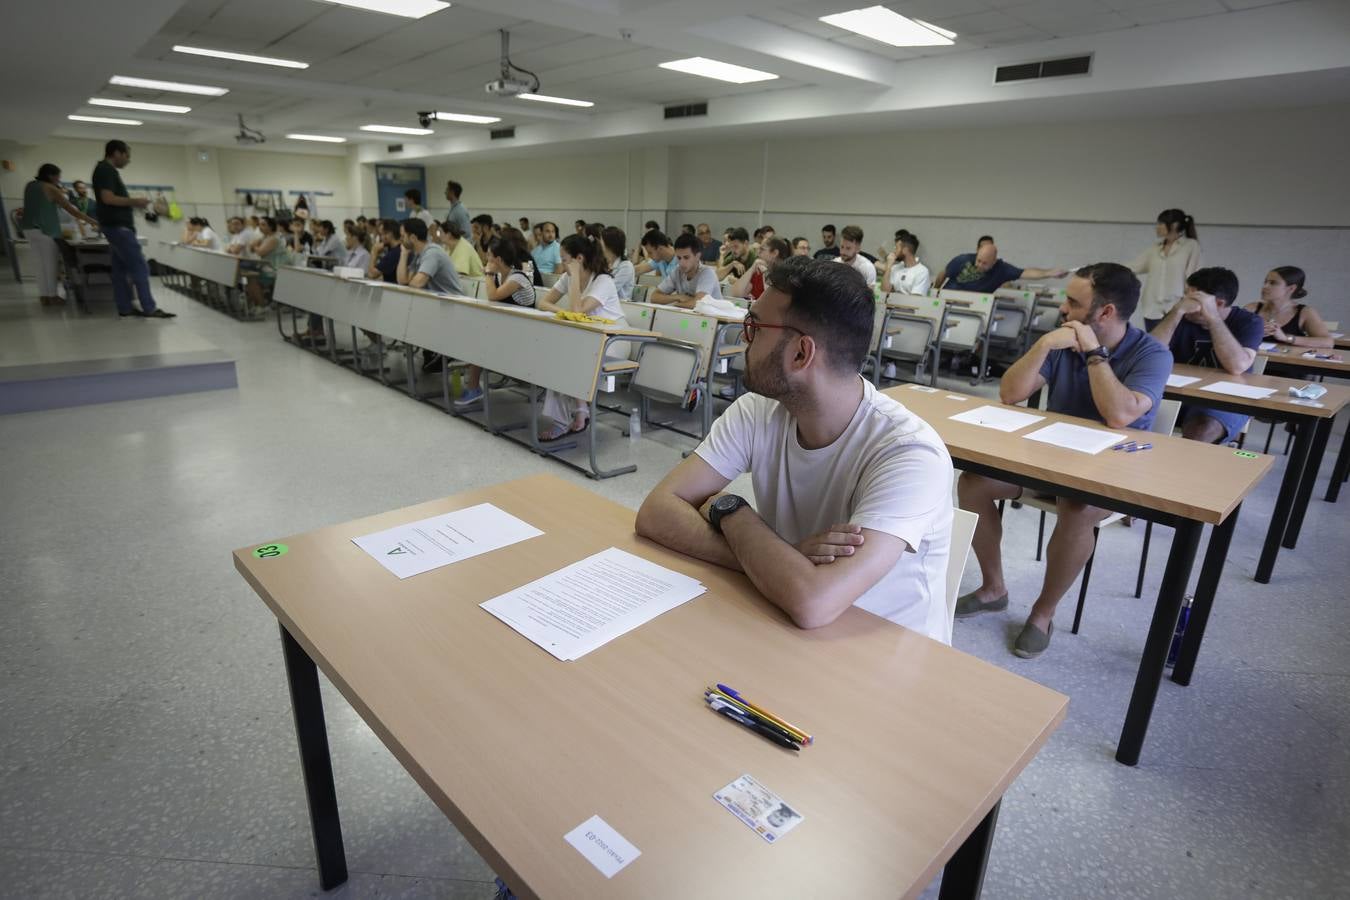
[714,495,740,512]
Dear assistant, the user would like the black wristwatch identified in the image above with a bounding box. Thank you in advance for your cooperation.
[1084,346,1110,363]
[708,494,751,534]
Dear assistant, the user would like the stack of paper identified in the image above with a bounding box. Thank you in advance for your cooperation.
[949,405,1045,432]
[1023,422,1125,455]
[1166,373,1201,388]
[482,547,706,661]
[352,503,544,579]
[1198,381,1276,400]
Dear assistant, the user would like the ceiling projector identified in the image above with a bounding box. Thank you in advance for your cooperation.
[485,30,539,98]
[485,76,534,97]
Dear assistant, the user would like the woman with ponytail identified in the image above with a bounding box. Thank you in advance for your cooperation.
[1245,266,1334,349]
[1130,208,1202,329]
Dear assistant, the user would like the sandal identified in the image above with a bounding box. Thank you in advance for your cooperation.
[539,422,572,442]
[569,416,590,434]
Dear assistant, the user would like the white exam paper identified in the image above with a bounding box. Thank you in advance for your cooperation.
[1198,381,1276,400]
[1166,374,1201,388]
[564,815,640,878]
[949,405,1045,432]
[481,547,705,661]
[1022,422,1125,455]
[1259,341,1278,351]
[352,503,543,579]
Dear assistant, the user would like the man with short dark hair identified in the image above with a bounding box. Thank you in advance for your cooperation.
[444,180,471,237]
[716,227,757,281]
[650,233,722,308]
[956,263,1172,658]
[1150,266,1262,444]
[936,239,1066,292]
[92,140,174,318]
[813,224,840,259]
[695,222,720,263]
[404,189,435,226]
[397,217,462,295]
[635,230,677,279]
[834,225,876,287]
[574,219,587,236]
[531,221,560,274]
[636,256,955,641]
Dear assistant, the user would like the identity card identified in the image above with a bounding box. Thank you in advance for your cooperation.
[714,774,805,844]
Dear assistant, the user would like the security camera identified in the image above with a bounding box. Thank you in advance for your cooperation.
[417,111,434,128]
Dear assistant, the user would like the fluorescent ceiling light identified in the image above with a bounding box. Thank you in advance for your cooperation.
[434,111,501,124]
[89,98,191,114]
[360,124,434,135]
[287,133,347,143]
[819,6,956,47]
[69,114,143,126]
[659,57,777,84]
[316,0,450,17]
[518,93,594,108]
[110,75,228,96]
[173,45,309,69]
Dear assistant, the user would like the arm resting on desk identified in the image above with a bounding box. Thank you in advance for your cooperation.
[649,290,699,309]
[999,332,1057,404]
[636,455,741,571]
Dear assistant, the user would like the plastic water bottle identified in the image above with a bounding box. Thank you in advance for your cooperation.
[1166,595,1193,668]
[629,408,642,442]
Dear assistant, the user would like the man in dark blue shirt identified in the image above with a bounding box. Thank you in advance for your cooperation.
[1150,267,1263,444]
[937,238,1068,294]
[955,263,1172,659]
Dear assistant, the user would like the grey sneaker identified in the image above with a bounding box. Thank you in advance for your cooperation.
[955,591,1008,618]
[1013,621,1054,659]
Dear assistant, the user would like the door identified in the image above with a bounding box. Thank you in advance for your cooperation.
[375,165,426,220]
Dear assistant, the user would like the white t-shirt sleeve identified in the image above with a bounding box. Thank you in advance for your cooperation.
[656,272,676,295]
[584,274,621,319]
[696,266,723,299]
[693,395,760,481]
[910,264,931,296]
[849,439,950,554]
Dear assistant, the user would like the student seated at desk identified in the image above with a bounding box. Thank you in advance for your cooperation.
[224,216,258,257]
[396,217,462,295]
[530,221,561,274]
[367,220,401,283]
[935,239,1067,293]
[341,227,370,271]
[635,256,955,641]
[649,233,723,309]
[1150,267,1263,444]
[454,233,537,409]
[633,230,677,279]
[716,227,757,282]
[881,230,931,296]
[534,234,628,442]
[184,217,222,251]
[437,221,484,278]
[310,219,344,264]
[601,227,635,300]
[956,263,1171,659]
[1245,266,1334,351]
[284,217,312,258]
[243,217,292,309]
[730,236,789,302]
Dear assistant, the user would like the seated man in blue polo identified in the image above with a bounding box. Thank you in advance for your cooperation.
[956,263,1173,659]
[1149,267,1263,444]
[936,236,1068,293]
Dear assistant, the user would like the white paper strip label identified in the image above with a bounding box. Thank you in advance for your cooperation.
[564,815,641,878]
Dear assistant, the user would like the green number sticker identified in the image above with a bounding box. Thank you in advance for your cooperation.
[252,543,289,559]
[1234,450,1258,459]
[701,320,709,329]
[680,319,689,329]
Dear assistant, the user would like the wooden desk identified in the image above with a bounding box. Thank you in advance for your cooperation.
[1333,333,1349,352]
[884,384,1273,762]
[234,474,1066,898]
[1164,364,1350,581]
[274,268,652,478]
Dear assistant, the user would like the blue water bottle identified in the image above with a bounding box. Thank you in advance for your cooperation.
[1166,594,1193,668]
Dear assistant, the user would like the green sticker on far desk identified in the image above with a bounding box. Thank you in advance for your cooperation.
[1234,450,1259,459]
[252,543,289,559]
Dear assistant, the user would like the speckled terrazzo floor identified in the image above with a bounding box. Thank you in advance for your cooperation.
[2,280,1347,899]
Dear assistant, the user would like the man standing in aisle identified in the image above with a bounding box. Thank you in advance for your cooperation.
[444,180,471,238]
[92,140,175,318]
[404,189,436,226]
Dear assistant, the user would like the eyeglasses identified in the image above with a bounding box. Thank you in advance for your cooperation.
[742,314,808,345]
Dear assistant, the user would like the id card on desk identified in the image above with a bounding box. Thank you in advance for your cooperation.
[714,775,804,844]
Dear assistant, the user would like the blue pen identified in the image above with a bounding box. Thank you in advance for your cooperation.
[1112,441,1136,451]
[1126,443,1152,452]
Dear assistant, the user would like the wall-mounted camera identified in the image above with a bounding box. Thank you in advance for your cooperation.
[417,111,434,128]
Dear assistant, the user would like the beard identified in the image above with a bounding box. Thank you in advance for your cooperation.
[742,335,792,400]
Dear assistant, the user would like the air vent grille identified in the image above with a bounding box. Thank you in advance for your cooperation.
[664,101,708,120]
[995,54,1092,84]
[490,127,516,140]
[386,143,403,153]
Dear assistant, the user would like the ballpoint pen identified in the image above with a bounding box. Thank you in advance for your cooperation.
[710,703,800,751]
[705,694,800,744]
[1112,441,1136,451]
[715,684,813,745]
[1126,443,1152,452]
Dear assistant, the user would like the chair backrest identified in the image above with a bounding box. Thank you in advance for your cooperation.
[1324,320,1339,331]
[632,339,703,404]
[637,273,661,287]
[1028,297,1063,335]
[938,290,995,350]
[541,272,560,288]
[1250,354,1268,376]
[630,284,649,303]
[1152,398,1182,436]
[944,509,980,644]
[460,277,483,300]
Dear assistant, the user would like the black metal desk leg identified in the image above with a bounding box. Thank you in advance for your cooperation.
[939,800,1001,900]
[1117,520,1202,766]
[1172,504,1240,687]
[1283,417,1332,549]
[279,624,348,891]
[1255,420,1315,584]
[1323,414,1348,503]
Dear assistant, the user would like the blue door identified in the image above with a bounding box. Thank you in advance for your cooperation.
[375,165,426,220]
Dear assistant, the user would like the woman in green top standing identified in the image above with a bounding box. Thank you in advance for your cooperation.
[20,163,99,305]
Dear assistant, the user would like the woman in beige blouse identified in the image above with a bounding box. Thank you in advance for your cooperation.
[1130,208,1202,329]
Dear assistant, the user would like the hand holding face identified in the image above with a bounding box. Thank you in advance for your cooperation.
[1041,325,1081,351]
[1063,319,1099,353]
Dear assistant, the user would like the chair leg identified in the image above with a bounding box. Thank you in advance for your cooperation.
[1035,511,1046,562]
[1071,527,1100,636]
[1263,421,1276,455]
[1134,520,1153,599]
[997,499,1005,519]
[1283,428,1293,456]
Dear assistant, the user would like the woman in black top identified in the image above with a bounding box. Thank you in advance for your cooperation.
[1245,266,1334,350]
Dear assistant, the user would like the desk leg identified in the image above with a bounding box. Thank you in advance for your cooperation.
[1117,519,1201,766]
[938,800,1000,900]
[1282,417,1332,549]
[279,624,348,891]
[1255,419,1315,584]
[1327,419,1349,503]
[1171,504,1240,687]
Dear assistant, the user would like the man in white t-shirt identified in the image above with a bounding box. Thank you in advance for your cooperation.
[834,224,877,287]
[224,216,259,257]
[636,256,955,642]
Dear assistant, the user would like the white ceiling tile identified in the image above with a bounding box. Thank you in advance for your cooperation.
[1124,0,1226,25]
[1219,0,1294,8]
[927,9,1028,35]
